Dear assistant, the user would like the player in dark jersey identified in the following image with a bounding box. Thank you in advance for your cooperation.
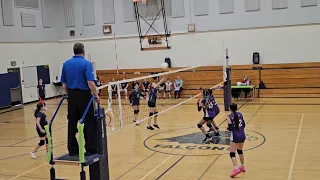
[129,82,144,125]
[147,76,166,130]
[30,102,48,159]
[142,79,150,99]
[207,88,220,131]
[197,89,221,143]
[227,103,246,178]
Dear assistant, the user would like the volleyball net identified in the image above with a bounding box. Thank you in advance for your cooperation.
[97,64,227,134]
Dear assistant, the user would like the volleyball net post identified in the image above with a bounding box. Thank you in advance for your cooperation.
[223,48,231,111]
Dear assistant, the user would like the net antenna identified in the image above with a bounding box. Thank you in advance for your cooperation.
[132,0,171,50]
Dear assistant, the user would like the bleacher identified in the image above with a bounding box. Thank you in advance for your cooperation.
[97,62,320,99]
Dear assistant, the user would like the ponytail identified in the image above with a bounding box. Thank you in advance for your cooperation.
[233,112,240,131]
[229,103,239,131]
[34,103,44,117]
[34,108,40,117]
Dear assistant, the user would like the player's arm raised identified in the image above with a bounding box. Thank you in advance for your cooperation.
[154,75,167,88]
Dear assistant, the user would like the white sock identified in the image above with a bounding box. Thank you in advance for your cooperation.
[241,164,245,167]
[234,166,238,169]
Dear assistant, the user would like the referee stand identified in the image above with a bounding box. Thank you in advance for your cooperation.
[44,96,110,180]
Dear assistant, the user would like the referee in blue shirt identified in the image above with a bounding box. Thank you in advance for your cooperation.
[61,43,100,156]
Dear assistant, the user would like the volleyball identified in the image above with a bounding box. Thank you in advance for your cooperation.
[161,62,169,69]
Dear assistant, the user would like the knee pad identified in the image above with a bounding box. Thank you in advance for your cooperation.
[149,112,154,117]
[230,152,236,158]
[38,140,45,146]
[134,110,139,114]
[154,112,158,117]
[237,149,243,155]
[206,123,212,128]
[45,138,48,144]
[197,124,203,129]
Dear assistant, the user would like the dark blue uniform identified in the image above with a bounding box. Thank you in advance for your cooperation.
[36,112,47,137]
[143,81,150,92]
[37,84,46,100]
[61,55,98,155]
[148,87,157,107]
[130,89,143,106]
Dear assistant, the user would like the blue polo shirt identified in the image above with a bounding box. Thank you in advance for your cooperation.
[60,56,95,90]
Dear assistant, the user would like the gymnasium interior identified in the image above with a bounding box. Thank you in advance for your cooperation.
[0,0,319,179]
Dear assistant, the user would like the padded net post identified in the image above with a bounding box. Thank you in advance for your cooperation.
[223,49,231,111]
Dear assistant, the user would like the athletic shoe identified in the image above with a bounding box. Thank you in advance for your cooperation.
[230,168,241,178]
[213,132,221,137]
[136,120,141,125]
[147,126,154,130]
[153,124,160,129]
[239,166,246,172]
[30,152,36,159]
[203,134,212,143]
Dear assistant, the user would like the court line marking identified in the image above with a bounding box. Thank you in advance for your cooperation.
[156,155,185,180]
[115,152,157,180]
[288,114,304,180]
[198,155,220,180]
[9,163,47,180]
[246,103,265,124]
[139,155,173,180]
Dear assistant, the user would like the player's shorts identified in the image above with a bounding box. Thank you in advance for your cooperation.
[165,89,172,92]
[214,105,220,115]
[132,101,140,106]
[203,117,214,121]
[36,127,46,137]
[231,139,245,143]
[148,102,156,108]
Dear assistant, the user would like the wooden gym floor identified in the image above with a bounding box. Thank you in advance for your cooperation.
[0,98,320,180]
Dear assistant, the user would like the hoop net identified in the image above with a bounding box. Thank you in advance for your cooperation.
[98,64,224,135]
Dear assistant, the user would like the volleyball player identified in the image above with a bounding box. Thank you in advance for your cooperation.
[147,76,166,130]
[207,88,220,131]
[197,89,221,143]
[30,103,48,159]
[227,103,246,178]
[129,82,144,125]
[142,79,150,99]
[37,79,48,110]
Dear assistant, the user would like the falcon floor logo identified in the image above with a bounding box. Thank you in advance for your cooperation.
[144,127,266,156]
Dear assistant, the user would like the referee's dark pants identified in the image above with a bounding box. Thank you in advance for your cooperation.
[67,89,98,155]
